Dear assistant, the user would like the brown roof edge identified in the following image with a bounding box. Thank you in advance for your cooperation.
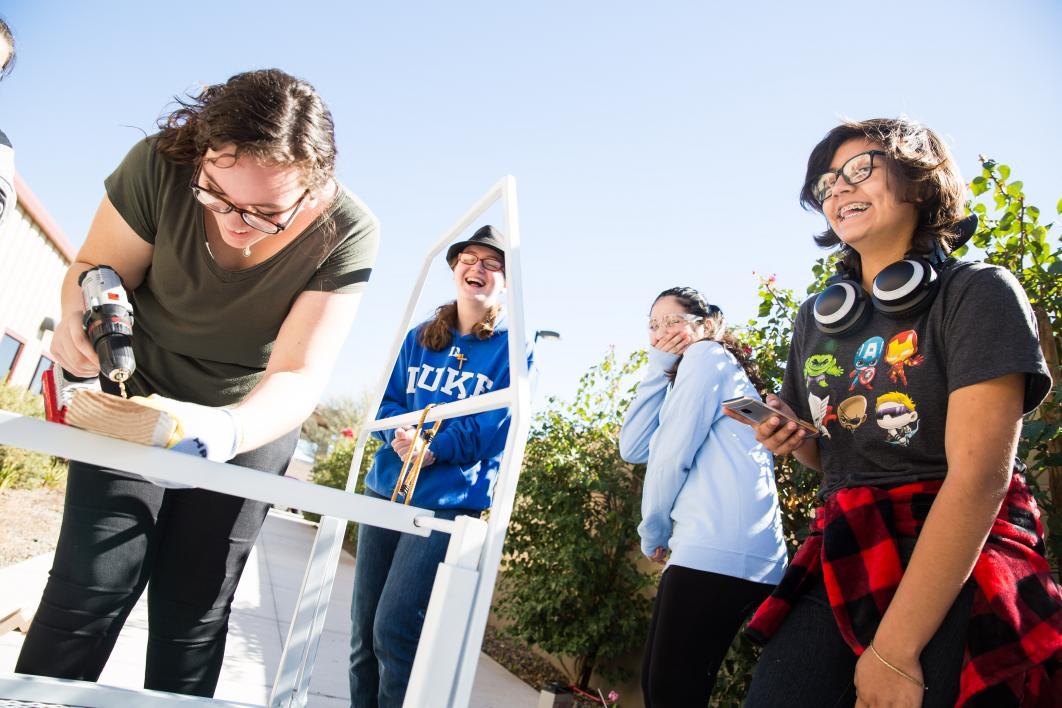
[12,171,78,262]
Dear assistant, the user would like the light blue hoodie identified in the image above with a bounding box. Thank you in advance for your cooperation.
[620,341,787,584]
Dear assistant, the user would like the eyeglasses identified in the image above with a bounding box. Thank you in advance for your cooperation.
[189,164,310,235]
[810,150,887,205]
[648,313,703,333]
[455,251,504,272]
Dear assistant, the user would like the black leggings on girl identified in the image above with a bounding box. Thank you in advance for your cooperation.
[15,429,298,697]
[641,565,773,708]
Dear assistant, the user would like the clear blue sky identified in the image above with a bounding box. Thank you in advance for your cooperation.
[1,1,1059,409]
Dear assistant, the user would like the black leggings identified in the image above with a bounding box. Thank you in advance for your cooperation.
[642,565,773,708]
[15,429,298,697]
[743,575,974,707]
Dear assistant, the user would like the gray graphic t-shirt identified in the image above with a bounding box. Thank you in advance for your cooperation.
[780,260,1052,499]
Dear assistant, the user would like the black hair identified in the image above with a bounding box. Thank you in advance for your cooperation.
[653,287,765,394]
[801,117,967,272]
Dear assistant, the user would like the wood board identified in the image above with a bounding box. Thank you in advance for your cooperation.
[65,390,179,448]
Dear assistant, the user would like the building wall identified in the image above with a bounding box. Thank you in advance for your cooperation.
[0,173,73,389]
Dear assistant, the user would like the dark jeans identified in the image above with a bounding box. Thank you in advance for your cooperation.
[642,565,774,708]
[15,429,298,697]
[743,575,974,707]
[349,489,480,708]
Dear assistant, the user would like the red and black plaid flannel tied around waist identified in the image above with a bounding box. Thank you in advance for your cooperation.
[745,473,1061,706]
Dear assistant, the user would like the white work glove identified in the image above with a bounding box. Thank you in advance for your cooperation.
[131,394,243,463]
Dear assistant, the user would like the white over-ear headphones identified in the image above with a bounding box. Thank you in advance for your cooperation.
[812,215,978,337]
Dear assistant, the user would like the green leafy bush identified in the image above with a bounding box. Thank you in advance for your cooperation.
[300,395,370,464]
[965,158,1061,567]
[299,394,381,545]
[305,435,380,547]
[496,349,655,689]
[0,384,67,490]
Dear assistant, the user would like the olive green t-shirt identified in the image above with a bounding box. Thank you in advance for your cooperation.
[104,137,379,406]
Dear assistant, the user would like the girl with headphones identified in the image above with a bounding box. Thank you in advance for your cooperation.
[728,118,1059,707]
[620,287,786,708]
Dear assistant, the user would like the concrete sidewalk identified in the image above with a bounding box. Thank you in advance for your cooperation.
[0,509,538,707]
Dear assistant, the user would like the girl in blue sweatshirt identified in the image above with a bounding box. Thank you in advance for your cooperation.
[619,287,787,708]
[349,226,520,708]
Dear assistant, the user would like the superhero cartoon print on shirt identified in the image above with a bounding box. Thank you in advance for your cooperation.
[875,392,919,447]
[884,330,925,387]
[808,392,837,439]
[837,395,868,431]
[804,354,844,389]
[848,336,883,392]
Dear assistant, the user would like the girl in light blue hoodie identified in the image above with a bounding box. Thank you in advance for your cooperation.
[619,286,786,708]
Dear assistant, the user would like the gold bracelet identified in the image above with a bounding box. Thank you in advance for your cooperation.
[868,642,928,691]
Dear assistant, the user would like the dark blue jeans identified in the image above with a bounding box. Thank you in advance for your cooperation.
[15,429,298,697]
[348,489,479,708]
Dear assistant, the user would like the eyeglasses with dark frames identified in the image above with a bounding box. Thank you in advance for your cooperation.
[811,150,888,205]
[189,164,310,235]
[455,251,504,272]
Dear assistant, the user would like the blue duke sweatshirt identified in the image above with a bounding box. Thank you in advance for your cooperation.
[619,341,787,583]
[365,318,530,510]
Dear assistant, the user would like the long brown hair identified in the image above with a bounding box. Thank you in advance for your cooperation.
[800,117,967,273]
[155,68,336,191]
[418,302,502,352]
[654,287,765,394]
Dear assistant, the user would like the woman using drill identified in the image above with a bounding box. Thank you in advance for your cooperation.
[16,68,379,698]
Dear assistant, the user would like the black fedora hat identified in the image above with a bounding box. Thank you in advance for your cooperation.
[445,225,506,268]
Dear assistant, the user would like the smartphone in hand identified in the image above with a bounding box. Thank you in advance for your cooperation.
[722,396,820,438]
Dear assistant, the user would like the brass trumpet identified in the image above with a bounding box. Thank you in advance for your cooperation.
[390,404,443,505]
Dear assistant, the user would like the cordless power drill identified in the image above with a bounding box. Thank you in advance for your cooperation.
[43,265,136,422]
[76,265,136,384]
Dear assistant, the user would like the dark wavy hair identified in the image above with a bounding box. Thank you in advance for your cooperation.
[0,17,15,80]
[155,68,336,191]
[654,287,765,394]
[800,118,967,273]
